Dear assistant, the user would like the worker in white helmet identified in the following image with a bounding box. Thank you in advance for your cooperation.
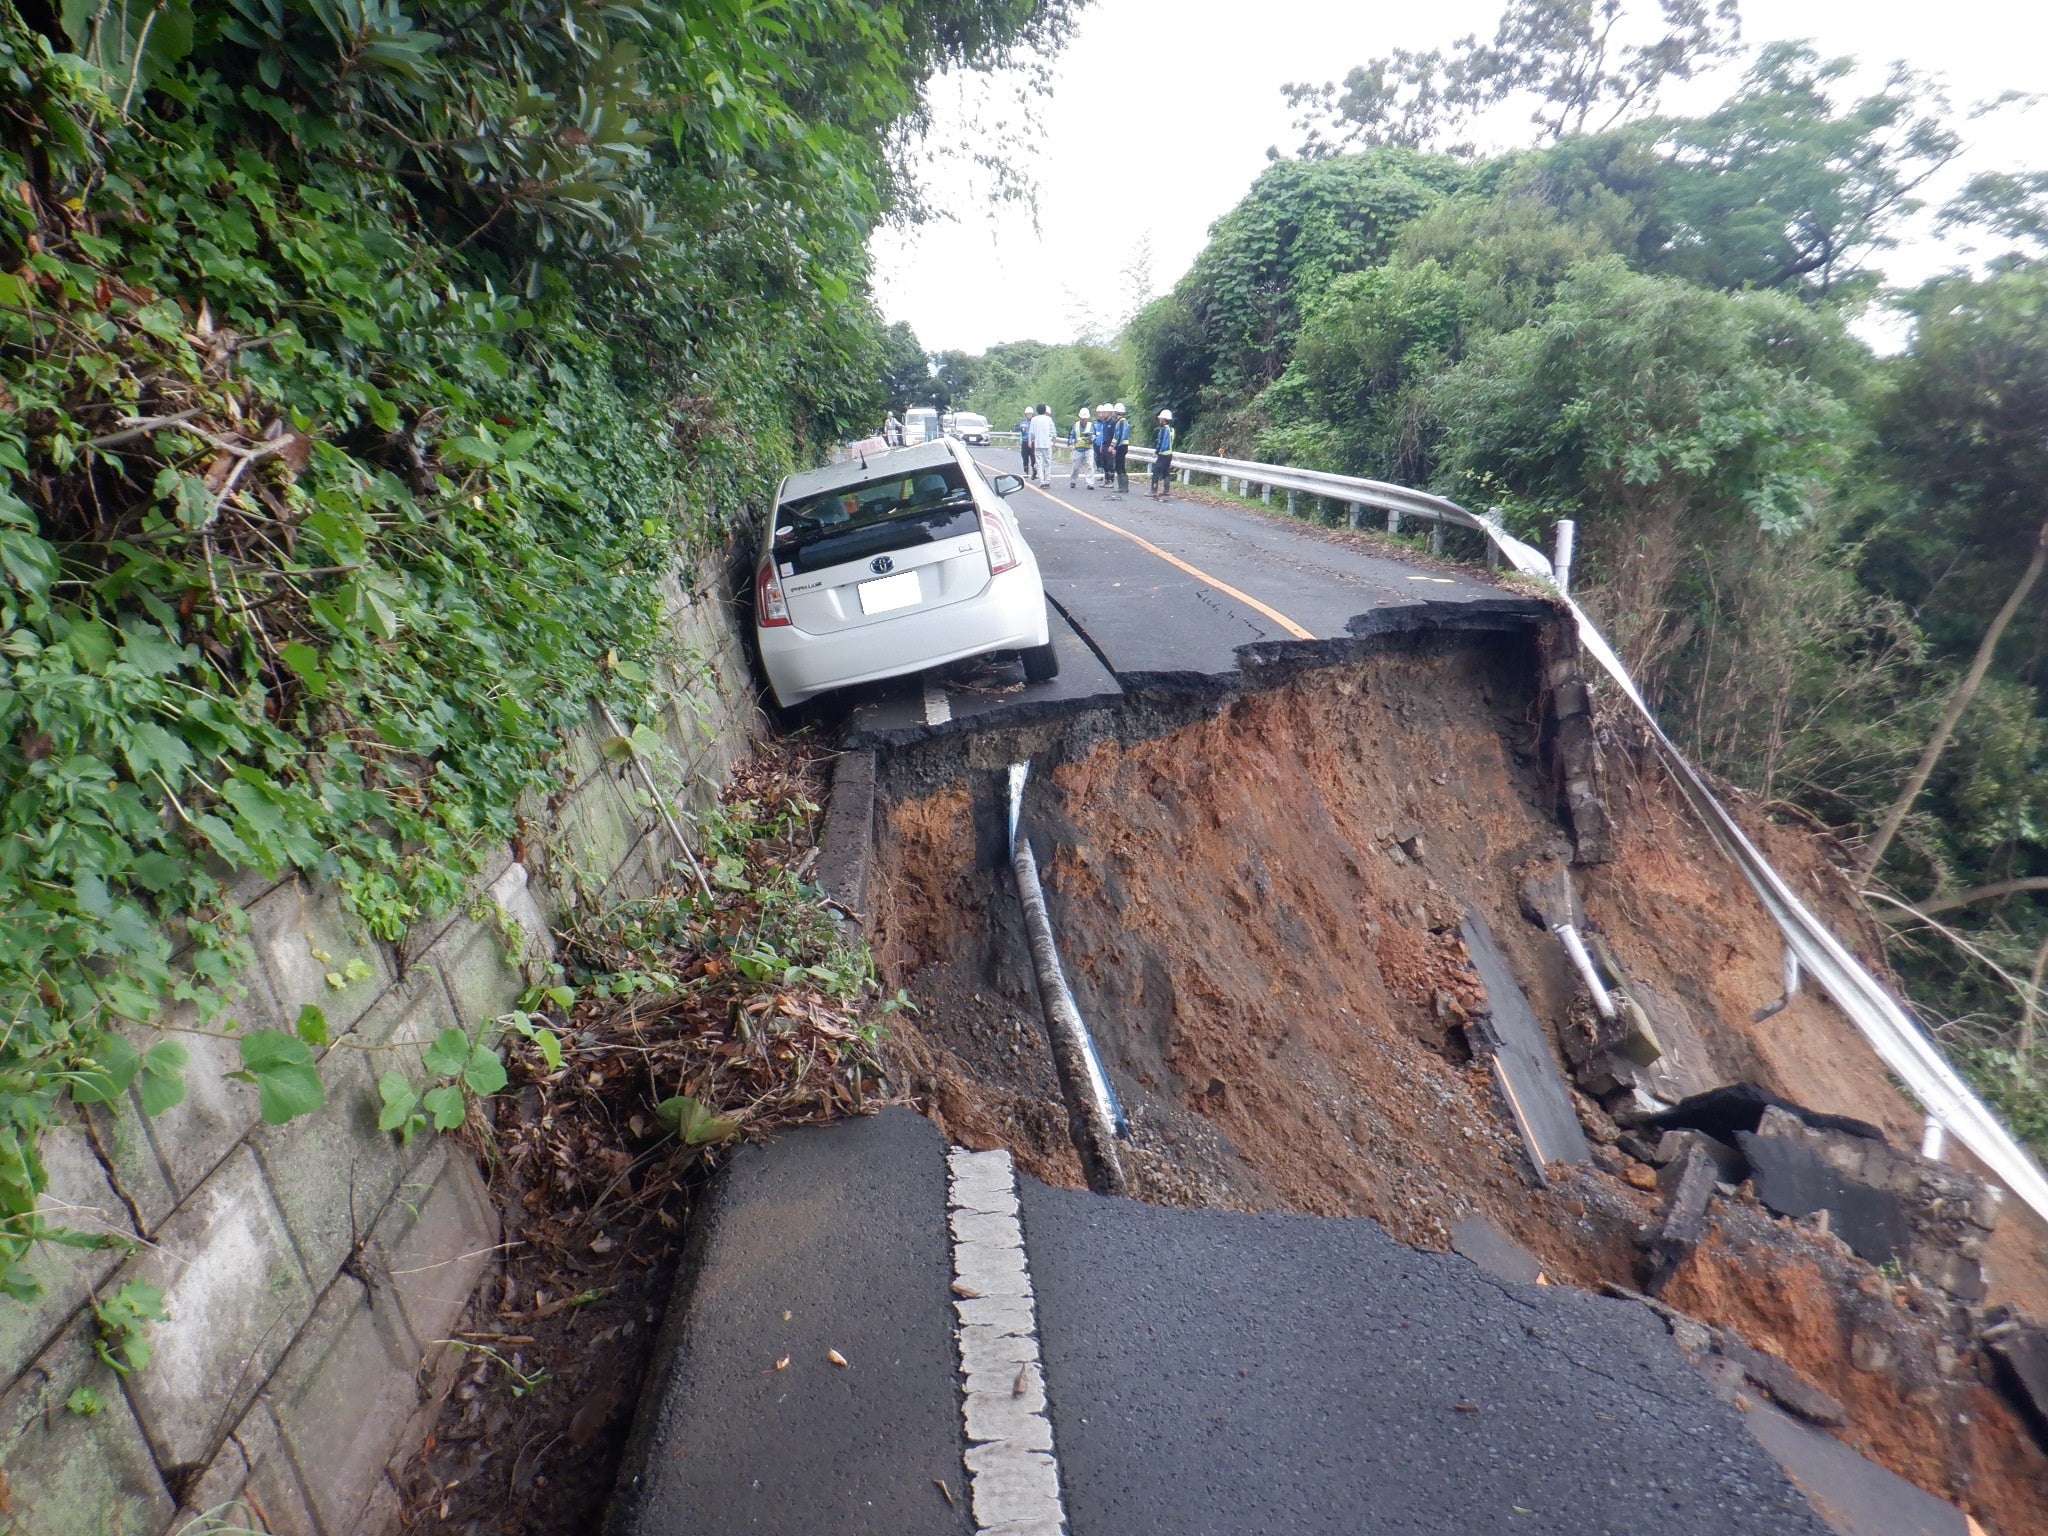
[1148,409,1176,499]
[1068,405,1096,489]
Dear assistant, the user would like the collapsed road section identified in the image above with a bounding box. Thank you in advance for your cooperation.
[853,582,2048,1532]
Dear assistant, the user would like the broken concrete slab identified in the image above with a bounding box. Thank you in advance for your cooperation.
[1654,1128,1747,1184]
[1737,1129,1912,1270]
[1645,1142,1722,1293]
[1459,911,1590,1171]
[1713,1328,1847,1427]
[816,748,878,914]
[1907,1243,1987,1306]
[1980,1311,2048,1447]
[1448,1214,1544,1286]
[1739,1399,1970,1536]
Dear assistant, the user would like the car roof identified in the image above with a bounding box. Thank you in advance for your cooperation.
[777,440,964,504]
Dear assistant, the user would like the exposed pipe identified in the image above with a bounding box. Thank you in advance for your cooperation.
[1751,947,1803,1022]
[1008,762,1129,1195]
[1921,1117,1948,1162]
[1554,923,1617,1020]
[1553,519,1576,596]
[598,700,714,902]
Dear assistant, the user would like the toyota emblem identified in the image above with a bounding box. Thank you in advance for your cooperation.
[870,555,895,575]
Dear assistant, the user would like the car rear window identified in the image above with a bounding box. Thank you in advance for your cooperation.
[773,465,980,575]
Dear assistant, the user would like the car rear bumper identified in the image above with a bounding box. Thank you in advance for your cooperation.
[759,567,1049,706]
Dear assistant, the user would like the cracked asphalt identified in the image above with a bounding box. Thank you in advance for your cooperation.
[1019,1177,1833,1536]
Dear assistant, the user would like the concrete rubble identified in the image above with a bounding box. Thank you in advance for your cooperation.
[1981,1310,2048,1447]
[1603,1283,1846,1426]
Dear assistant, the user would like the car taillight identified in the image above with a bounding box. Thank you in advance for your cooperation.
[756,557,791,626]
[980,509,1019,574]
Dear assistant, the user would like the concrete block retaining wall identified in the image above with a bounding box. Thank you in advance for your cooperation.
[0,559,758,1535]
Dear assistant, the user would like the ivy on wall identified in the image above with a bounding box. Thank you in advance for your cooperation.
[0,0,1078,1303]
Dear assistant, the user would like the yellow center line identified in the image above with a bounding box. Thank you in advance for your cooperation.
[1009,473,1317,641]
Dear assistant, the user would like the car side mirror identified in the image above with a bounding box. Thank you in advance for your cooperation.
[990,474,1024,497]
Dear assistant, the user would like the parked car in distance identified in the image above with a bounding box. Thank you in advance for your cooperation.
[943,410,991,445]
[754,439,1059,708]
[900,406,940,445]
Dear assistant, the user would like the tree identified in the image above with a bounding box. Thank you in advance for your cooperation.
[1937,171,2048,263]
[1855,264,2048,893]
[1858,522,2048,881]
[1285,0,1740,157]
[881,323,934,409]
[1647,44,1962,298]
[1134,151,1467,438]
[1422,257,1860,678]
[929,349,981,410]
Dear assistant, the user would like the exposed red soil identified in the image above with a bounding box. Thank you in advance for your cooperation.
[870,644,2048,1535]
[1582,746,2048,1316]
[1666,1216,2048,1526]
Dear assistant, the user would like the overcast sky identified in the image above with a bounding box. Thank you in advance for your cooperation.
[870,0,2048,355]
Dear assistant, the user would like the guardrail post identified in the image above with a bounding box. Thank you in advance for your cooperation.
[1286,489,1297,516]
[1430,521,1444,555]
[1387,507,1402,535]
[1261,484,1272,505]
[1347,502,1361,528]
[1553,519,1577,595]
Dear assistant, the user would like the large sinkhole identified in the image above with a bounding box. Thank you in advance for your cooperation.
[861,630,2048,1528]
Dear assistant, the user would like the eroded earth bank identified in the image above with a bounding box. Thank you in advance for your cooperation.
[867,626,2048,1535]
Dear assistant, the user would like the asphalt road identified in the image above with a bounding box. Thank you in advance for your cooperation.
[614,1111,1841,1536]
[842,451,1546,743]
[1020,1177,1830,1536]
[608,1112,972,1536]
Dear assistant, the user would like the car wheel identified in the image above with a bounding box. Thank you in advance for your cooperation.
[1021,640,1060,683]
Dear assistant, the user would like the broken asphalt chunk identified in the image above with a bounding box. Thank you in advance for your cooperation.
[1711,1329,1847,1428]
[1736,1128,1912,1270]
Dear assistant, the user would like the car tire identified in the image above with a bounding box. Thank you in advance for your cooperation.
[1021,640,1060,683]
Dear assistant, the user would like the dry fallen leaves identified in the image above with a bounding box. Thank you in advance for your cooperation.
[826,1349,849,1368]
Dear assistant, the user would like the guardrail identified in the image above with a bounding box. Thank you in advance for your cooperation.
[1010,440,1500,540]
[1022,433,2048,1222]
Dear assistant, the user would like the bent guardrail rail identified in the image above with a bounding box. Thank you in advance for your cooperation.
[1143,445,2048,1224]
[902,427,2048,1213]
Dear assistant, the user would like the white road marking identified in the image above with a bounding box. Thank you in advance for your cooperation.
[923,678,953,726]
[948,1147,1068,1535]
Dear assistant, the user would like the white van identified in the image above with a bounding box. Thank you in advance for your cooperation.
[901,407,940,445]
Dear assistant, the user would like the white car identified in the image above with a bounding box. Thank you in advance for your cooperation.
[944,410,991,445]
[754,438,1059,708]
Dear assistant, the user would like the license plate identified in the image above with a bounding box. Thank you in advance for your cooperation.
[857,569,922,615]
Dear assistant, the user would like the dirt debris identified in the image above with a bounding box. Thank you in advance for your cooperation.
[399,743,888,1536]
[869,641,2048,1534]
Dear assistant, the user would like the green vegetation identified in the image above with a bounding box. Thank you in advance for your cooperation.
[0,0,1078,1303]
[1120,2,2048,1141]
